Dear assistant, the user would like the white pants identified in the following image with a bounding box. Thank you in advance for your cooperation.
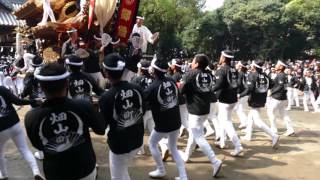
[0,72,4,86]
[143,110,154,133]
[317,95,320,105]
[149,130,187,178]
[80,168,97,180]
[179,104,189,129]
[245,108,275,139]
[84,72,106,89]
[205,103,220,139]
[287,87,300,108]
[185,114,218,166]
[303,90,319,112]
[218,102,242,148]
[267,98,294,133]
[233,97,247,126]
[15,76,24,95]
[109,148,139,180]
[3,76,17,96]
[139,110,155,154]
[0,123,40,177]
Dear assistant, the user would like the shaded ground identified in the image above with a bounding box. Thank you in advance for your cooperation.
[3,105,320,180]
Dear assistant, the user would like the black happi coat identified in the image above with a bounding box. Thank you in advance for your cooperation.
[144,77,181,132]
[0,86,35,131]
[270,72,288,100]
[240,71,271,108]
[25,97,105,180]
[299,76,318,92]
[131,74,154,91]
[68,72,104,102]
[212,64,239,104]
[181,69,215,115]
[170,71,187,105]
[99,81,144,154]
[21,72,45,101]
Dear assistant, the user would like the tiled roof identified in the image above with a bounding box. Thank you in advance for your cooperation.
[0,9,21,26]
[0,0,26,10]
[11,0,27,4]
[0,0,26,27]
[0,0,12,10]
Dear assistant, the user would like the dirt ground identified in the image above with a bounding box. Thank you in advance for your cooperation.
[2,104,320,180]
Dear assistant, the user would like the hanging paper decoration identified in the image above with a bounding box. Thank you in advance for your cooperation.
[94,0,117,34]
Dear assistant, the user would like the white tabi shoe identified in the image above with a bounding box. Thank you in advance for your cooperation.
[231,146,243,157]
[272,135,280,149]
[213,159,222,177]
[149,169,166,178]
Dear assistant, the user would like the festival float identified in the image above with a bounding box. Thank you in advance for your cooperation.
[13,0,141,62]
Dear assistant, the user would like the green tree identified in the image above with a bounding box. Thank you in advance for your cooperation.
[283,0,320,57]
[180,10,228,60]
[137,0,320,60]
[138,0,204,59]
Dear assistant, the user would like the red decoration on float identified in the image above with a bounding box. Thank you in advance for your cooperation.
[88,0,96,29]
[115,0,140,43]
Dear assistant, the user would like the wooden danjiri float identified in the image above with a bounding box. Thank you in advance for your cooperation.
[13,0,141,62]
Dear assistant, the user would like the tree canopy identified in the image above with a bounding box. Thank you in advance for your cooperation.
[138,0,320,61]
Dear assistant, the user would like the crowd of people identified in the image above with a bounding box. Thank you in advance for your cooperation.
[0,16,320,180]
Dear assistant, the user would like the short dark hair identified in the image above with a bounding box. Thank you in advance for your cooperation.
[194,54,209,70]
[38,63,68,95]
[254,60,265,72]
[106,70,124,80]
[68,65,81,72]
[208,62,217,71]
[139,59,150,75]
[174,59,183,71]
[31,55,43,67]
[103,53,125,80]
[153,68,165,78]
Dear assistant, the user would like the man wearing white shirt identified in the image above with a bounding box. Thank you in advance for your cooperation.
[132,16,159,54]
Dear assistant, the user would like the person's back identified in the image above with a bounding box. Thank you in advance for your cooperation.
[182,68,213,115]
[0,86,35,132]
[98,53,144,180]
[246,71,270,108]
[25,98,104,179]
[83,49,101,74]
[100,81,144,153]
[143,56,187,180]
[271,71,288,100]
[145,76,181,132]
[0,86,45,180]
[214,64,238,104]
[179,54,222,177]
[239,61,280,148]
[24,63,105,180]
[21,55,45,102]
[21,72,44,100]
[67,55,104,103]
[131,73,153,91]
[267,60,295,136]
[69,72,104,101]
